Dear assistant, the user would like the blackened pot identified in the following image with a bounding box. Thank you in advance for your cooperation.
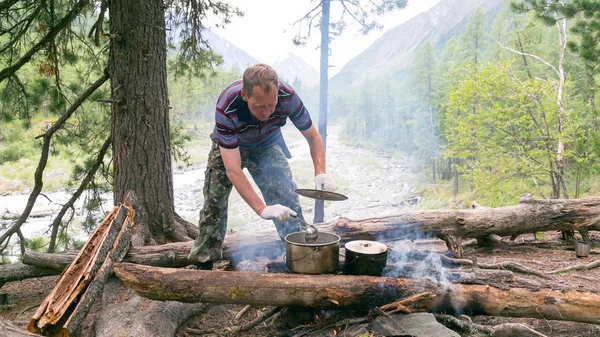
[344,240,388,276]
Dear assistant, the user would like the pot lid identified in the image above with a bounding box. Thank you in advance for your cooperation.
[345,240,387,254]
[295,189,348,201]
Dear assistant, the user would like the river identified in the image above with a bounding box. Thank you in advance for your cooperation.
[0,124,418,258]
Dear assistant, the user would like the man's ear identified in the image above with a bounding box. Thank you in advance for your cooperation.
[241,89,248,102]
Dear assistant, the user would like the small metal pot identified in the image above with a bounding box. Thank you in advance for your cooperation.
[575,240,591,258]
[285,232,340,274]
[344,240,388,276]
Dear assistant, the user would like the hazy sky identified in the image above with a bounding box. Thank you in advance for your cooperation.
[212,0,442,76]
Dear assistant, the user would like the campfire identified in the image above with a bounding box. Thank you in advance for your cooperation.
[10,195,600,336]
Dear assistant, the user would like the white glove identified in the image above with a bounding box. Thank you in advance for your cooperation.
[260,204,297,222]
[315,173,337,191]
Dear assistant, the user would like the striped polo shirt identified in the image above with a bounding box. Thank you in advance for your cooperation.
[214,79,313,150]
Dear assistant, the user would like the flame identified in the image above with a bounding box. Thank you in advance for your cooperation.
[333,329,337,336]
[315,314,319,320]
[333,327,341,335]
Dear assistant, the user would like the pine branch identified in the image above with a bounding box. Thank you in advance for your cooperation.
[0,0,88,83]
[48,136,112,252]
[0,71,110,253]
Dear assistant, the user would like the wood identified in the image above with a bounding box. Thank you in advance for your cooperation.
[114,262,440,308]
[16,196,600,278]
[113,262,600,325]
[22,251,78,271]
[27,200,134,337]
[63,204,133,335]
[0,263,58,286]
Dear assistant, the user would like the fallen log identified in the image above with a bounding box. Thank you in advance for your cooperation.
[15,196,600,277]
[124,196,600,259]
[0,263,58,288]
[113,262,600,325]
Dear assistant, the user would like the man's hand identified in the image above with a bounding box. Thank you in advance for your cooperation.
[260,204,297,222]
[315,173,337,191]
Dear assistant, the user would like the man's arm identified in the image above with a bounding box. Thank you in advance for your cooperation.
[219,146,266,215]
[300,124,326,176]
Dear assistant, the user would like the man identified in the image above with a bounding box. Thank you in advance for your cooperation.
[188,63,337,266]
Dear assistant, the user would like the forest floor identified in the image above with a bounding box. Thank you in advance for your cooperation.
[3,232,600,336]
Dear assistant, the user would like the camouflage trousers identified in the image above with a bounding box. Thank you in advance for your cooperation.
[188,139,306,262]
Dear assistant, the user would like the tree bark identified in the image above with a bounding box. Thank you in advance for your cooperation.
[0,263,57,288]
[113,262,600,325]
[109,0,193,246]
[28,202,133,337]
[114,262,439,308]
[314,0,331,224]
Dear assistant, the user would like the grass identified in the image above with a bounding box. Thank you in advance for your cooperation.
[0,156,73,193]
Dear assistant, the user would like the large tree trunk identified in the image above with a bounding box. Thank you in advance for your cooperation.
[113,263,600,325]
[109,0,194,246]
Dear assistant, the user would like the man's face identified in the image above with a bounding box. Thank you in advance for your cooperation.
[242,83,278,121]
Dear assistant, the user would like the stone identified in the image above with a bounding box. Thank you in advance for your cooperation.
[369,312,459,337]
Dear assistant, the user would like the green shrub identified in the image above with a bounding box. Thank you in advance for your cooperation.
[24,237,48,252]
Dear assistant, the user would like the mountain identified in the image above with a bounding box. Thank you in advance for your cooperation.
[203,32,319,88]
[273,53,320,88]
[203,30,258,72]
[329,0,507,91]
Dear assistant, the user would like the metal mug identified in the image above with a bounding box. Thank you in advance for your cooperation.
[575,241,591,258]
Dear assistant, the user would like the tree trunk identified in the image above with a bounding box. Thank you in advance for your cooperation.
[314,0,331,224]
[28,203,133,337]
[109,0,193,246]
[113,263,600,325]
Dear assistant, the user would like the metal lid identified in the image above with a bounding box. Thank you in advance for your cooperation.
[345,240,387,254]
[285,232,340,246]
[295,189,348,201]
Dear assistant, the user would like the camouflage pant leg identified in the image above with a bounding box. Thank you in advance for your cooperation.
[188,141,232,261]
[242,145,306,241]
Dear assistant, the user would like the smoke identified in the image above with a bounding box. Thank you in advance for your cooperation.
[385,241,449,291]
[383,239,469,315]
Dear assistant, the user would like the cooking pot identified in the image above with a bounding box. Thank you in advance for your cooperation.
[285,232,340,274]
[344,240,388,276]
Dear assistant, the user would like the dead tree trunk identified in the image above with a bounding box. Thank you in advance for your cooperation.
[113,263,600,325]
[28,202,133,337]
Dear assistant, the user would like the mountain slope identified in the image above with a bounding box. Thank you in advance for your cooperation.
[329,0,507,91]
[203,30,258,72]
[273,53,320,88]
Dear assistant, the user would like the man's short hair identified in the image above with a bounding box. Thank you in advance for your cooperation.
[243,63,279,97]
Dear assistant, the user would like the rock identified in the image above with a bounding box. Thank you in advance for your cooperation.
[369,312,460,337]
